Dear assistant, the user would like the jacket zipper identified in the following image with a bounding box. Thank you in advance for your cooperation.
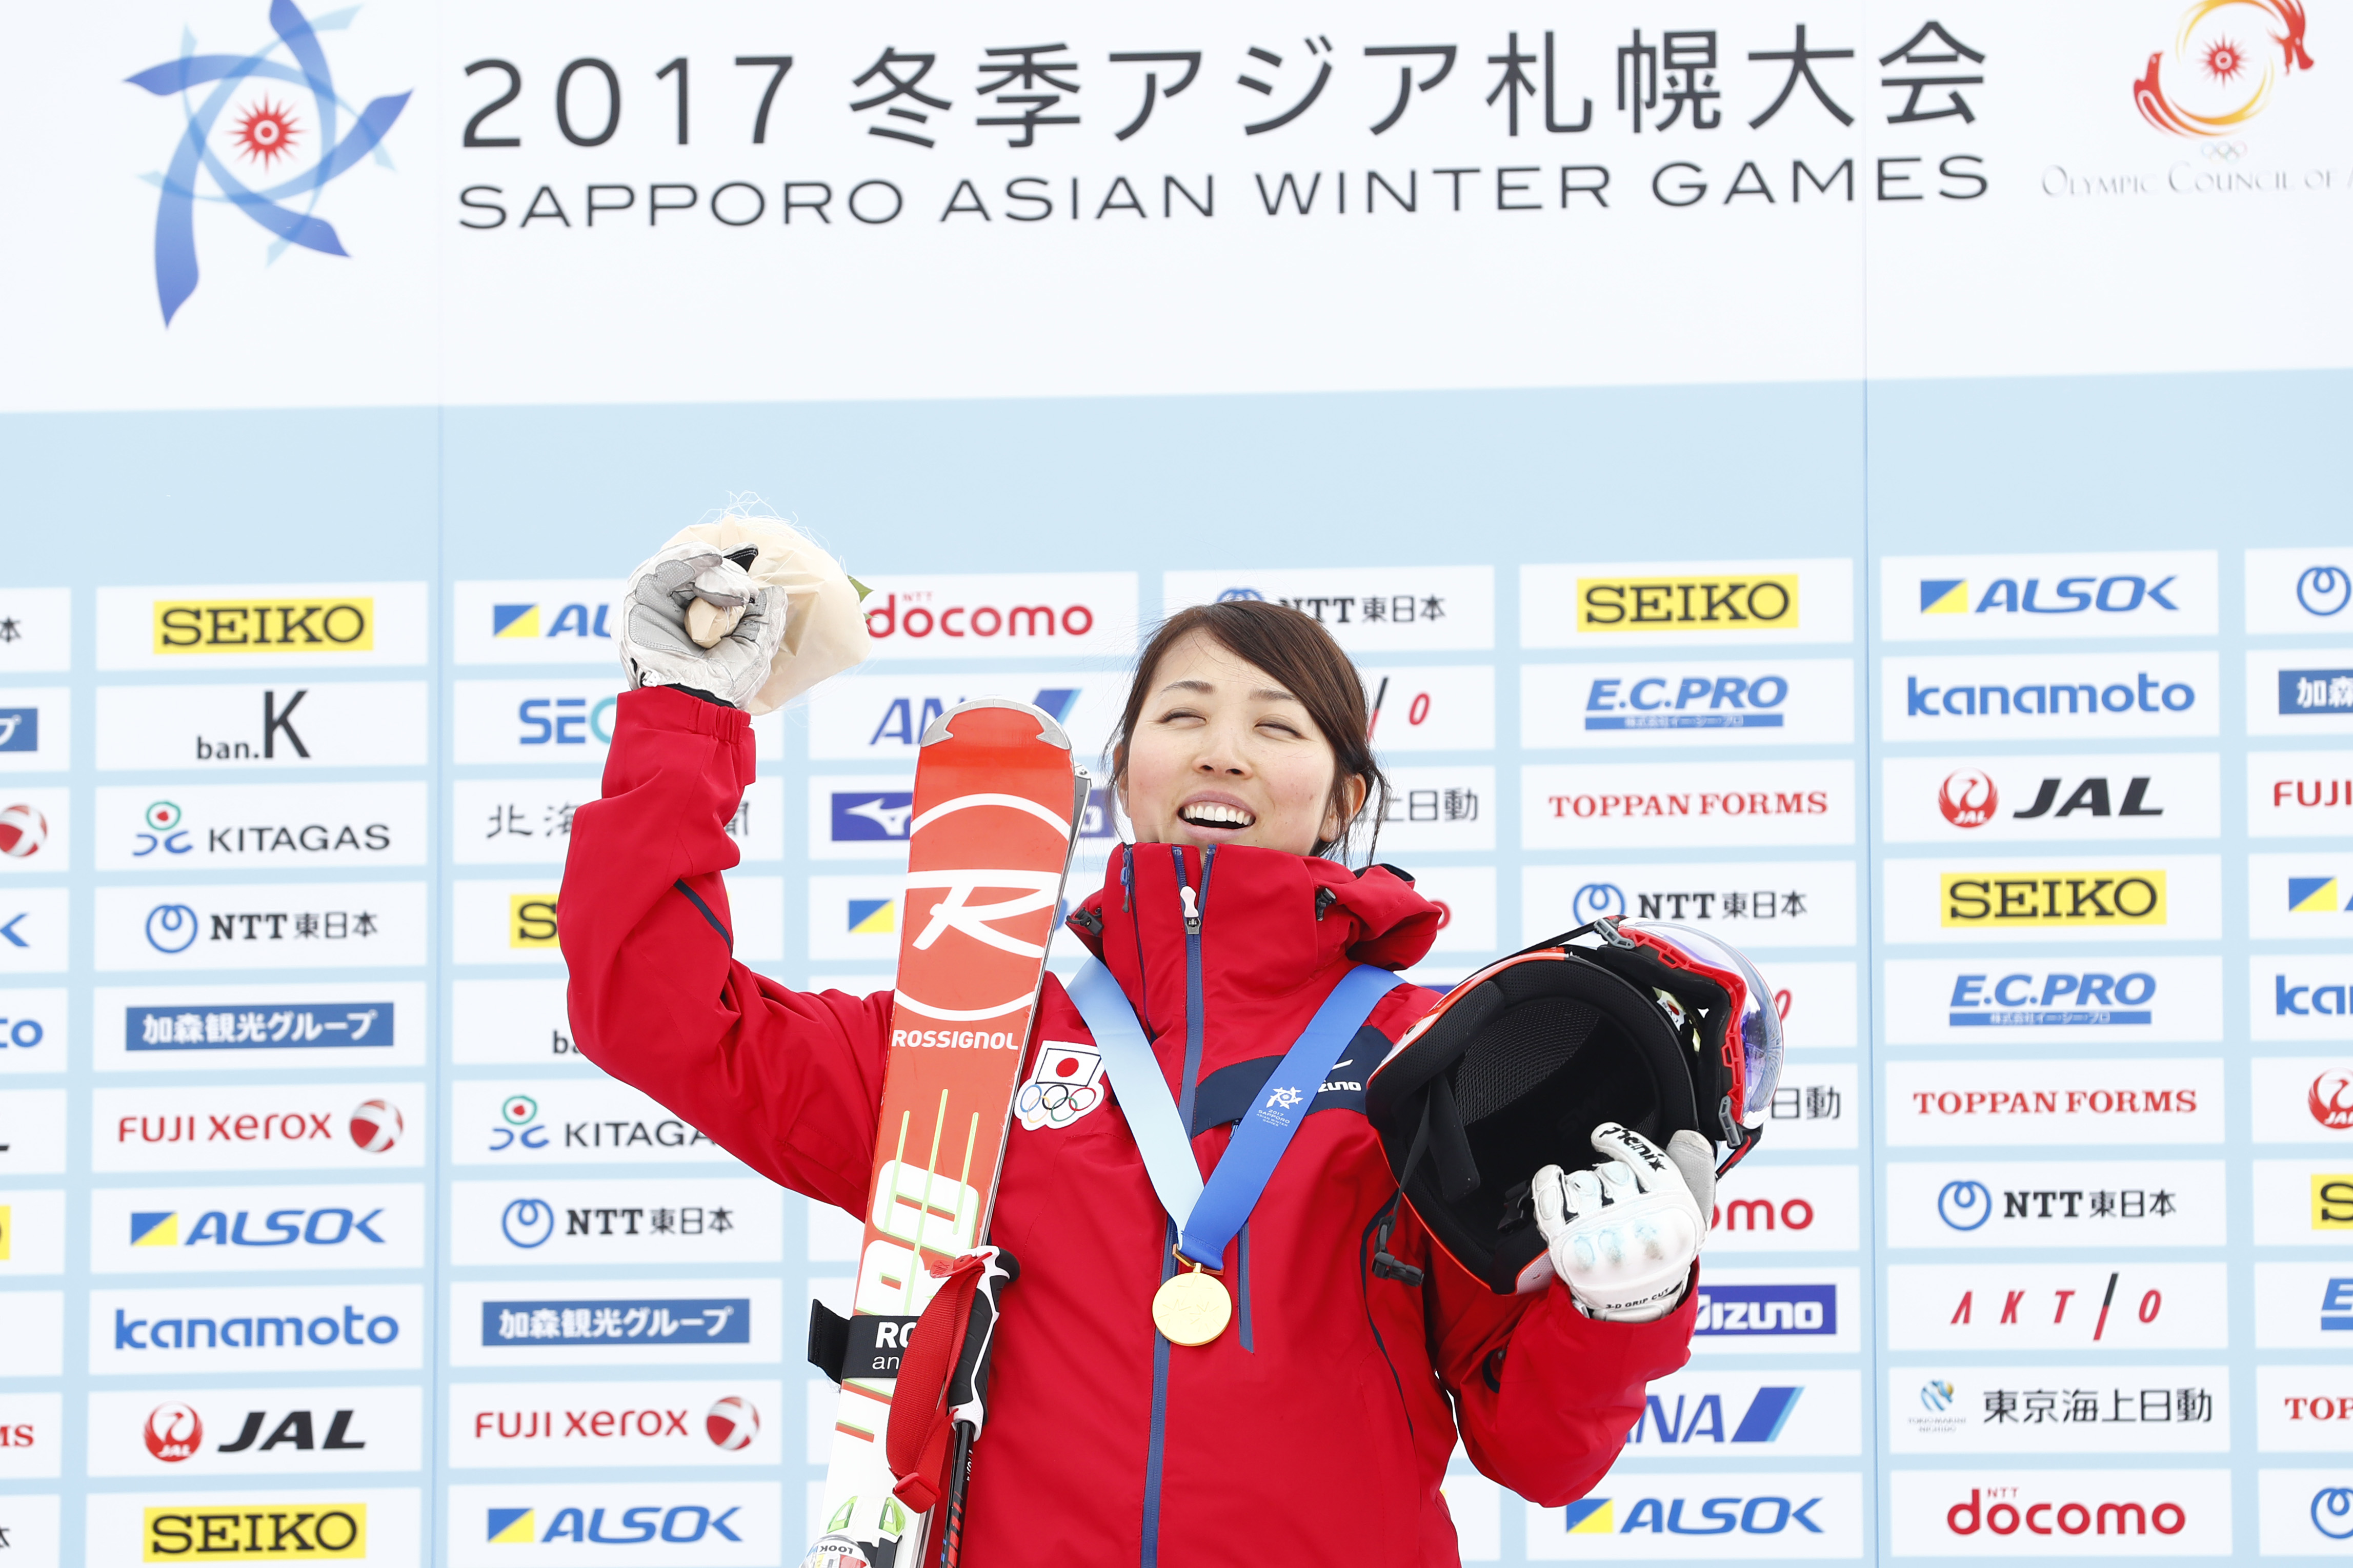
[1141,845,1214,1568]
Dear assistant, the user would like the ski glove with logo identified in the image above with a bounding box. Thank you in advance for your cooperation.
[618,541,787,708]
[1532,1123,1713,1323]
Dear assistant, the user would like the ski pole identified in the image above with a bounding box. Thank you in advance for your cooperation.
[938,1421,977,1568]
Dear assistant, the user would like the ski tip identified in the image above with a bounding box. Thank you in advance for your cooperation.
[920,697,1072,752]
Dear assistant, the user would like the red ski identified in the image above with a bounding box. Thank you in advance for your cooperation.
[805,698,1086,1568]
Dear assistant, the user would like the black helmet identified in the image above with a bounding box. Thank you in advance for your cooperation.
[1363,917,1782,1294]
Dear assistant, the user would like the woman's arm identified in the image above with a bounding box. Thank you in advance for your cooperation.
[558,685,889,1213]
[1416,1209,1699,1505]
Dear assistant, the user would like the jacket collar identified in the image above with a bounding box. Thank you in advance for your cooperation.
[1065,843,1438,1043]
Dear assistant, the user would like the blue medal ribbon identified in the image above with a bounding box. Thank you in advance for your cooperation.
[1067,957,1395,1270]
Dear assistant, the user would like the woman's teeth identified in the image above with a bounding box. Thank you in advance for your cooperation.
[1179,802,1255,829]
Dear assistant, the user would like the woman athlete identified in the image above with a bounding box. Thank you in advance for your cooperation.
[560,557,1706,1566]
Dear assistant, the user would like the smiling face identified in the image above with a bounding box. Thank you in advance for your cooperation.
[1117,630,1367,857]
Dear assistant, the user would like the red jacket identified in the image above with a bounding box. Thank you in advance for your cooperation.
[561,686,1696,1567]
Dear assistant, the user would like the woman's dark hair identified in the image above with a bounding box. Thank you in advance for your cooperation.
[1108,599,1389,861]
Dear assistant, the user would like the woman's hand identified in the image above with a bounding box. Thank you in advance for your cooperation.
[617,541,786,707]
[1532,1124,1714,1323]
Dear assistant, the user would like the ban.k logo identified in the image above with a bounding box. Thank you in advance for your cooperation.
[127,0,410,324]
[2135,0,2315,137]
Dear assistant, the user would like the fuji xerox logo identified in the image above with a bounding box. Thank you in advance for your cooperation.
[2135,0,2315,138]
[126,0,410,325]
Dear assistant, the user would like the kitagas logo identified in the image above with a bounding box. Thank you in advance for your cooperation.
[2135,0,2315,138]
[126,0,410,324]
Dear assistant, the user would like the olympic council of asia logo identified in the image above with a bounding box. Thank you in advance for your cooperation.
[126,0,409,324]
[2134,0,2316,137]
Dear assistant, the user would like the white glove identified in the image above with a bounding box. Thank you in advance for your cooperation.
[618,541,788,708]
[1533,1124,1713,1323]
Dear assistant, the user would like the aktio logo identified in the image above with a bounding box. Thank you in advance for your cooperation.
[1939,771,1998,827]
[145,1402,203,1461]
[348,1098,402,1153]
[126,0,410,325]
[1945,1486,2186,1539]
[2315,1071,2353,1131]
[2135,0,2313,139]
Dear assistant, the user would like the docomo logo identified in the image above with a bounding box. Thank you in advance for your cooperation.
[1711,1195,1815,1233]
[1545,788,1829,820]
[1945,1488,2186,1539]
[863,593,1096,644]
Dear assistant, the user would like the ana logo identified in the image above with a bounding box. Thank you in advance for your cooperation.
[2313,1071,2353,1130]
[349,1098,403,1153]
[1623,1386,1804,1447]
[0,804,46,859]
[2302,567,2353,618]
[1938,770,1997,827]
[2135,0,2314,138]
[126,0,410,324]
[866,687,1079,747]
[145,1402,204,1462]
[1939,1180,1994,1230]
[494,602,611,641]
[0,708,37,753]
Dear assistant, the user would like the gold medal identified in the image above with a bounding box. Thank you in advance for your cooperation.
[1151,1261,1232,1347]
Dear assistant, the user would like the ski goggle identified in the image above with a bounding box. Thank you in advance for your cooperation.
[1608,920,1783,1133]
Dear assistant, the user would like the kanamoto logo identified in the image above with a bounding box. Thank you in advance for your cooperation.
[1943,870,2166,926]
[2135,0,2315,138]
[151,600,374,655]
[126,0,408,325]
[146,1502,366,1559]
[1577,573,1798,633]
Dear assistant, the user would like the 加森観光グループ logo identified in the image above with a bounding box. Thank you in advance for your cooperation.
[126,0,410,324]
[2134,0,2315,138]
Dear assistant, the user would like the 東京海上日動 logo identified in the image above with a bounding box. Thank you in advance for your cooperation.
[2134,0,2315,138]
[126,0,410,325]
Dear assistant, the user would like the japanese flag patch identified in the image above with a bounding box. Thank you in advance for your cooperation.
[1016,1041,1105,1131]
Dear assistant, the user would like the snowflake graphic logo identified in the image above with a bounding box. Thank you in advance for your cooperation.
[125,0,410,324]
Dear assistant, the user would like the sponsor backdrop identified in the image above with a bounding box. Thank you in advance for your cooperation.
[2,0,2349,1562]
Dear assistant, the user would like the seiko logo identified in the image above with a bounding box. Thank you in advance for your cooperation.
[1941,871,2166,927]
[146,1503,367,1559]
[153,599,374,653]
[1577,573,1798,632]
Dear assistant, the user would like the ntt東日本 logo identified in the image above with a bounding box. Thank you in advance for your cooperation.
[126,1,409,324]
[2135,0,2314,137]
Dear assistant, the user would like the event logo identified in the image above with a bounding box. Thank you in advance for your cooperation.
[2315,1175,2353,1229]
[831,790,914,843]
[128,1001,392,1050]
[130,1206,386,1249]
[126,1,410,324]
[2318,1486,2353,1540]
[1942,1485,2186,1538]
[2134,0,2315,138]
[2282,669,2353,716]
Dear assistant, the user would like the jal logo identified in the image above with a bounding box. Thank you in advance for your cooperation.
[1578,573,1799,633]
[2313,1175,2353,1229]
[2301,567,2353,618]
[1622,1386,1803,1447]
[127,0,409,325]
[130,1206,386,1249]
[151,599,373,655]
[2313,1071,2353,1130]
[2281,669,2353,716]
[0,708,36,753]
[1581,671,1793,730]
[0,804,46,861]
[1920,574,2180,618]
[1562,1493,1824,1537]
[145,1402,365,1461]
[486,1503,742,1546]
[145,1503,367,1560]
[495,601,611,641]
[867,687,1078,747]
[1949,970,2157,1027]
[2135,0,2312,138]
[831,790,913,842]
[1942,870,2166,926]
[493,1095,547,1151]
[518,695,616,746]
[1938,772,2164,828]
[1937,770,1996,827]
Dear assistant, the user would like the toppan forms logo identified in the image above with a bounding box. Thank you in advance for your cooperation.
[2135,0,2315,138]
[126,0,410,325]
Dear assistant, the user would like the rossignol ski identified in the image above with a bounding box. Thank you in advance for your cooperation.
[802,698,1087,1568]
